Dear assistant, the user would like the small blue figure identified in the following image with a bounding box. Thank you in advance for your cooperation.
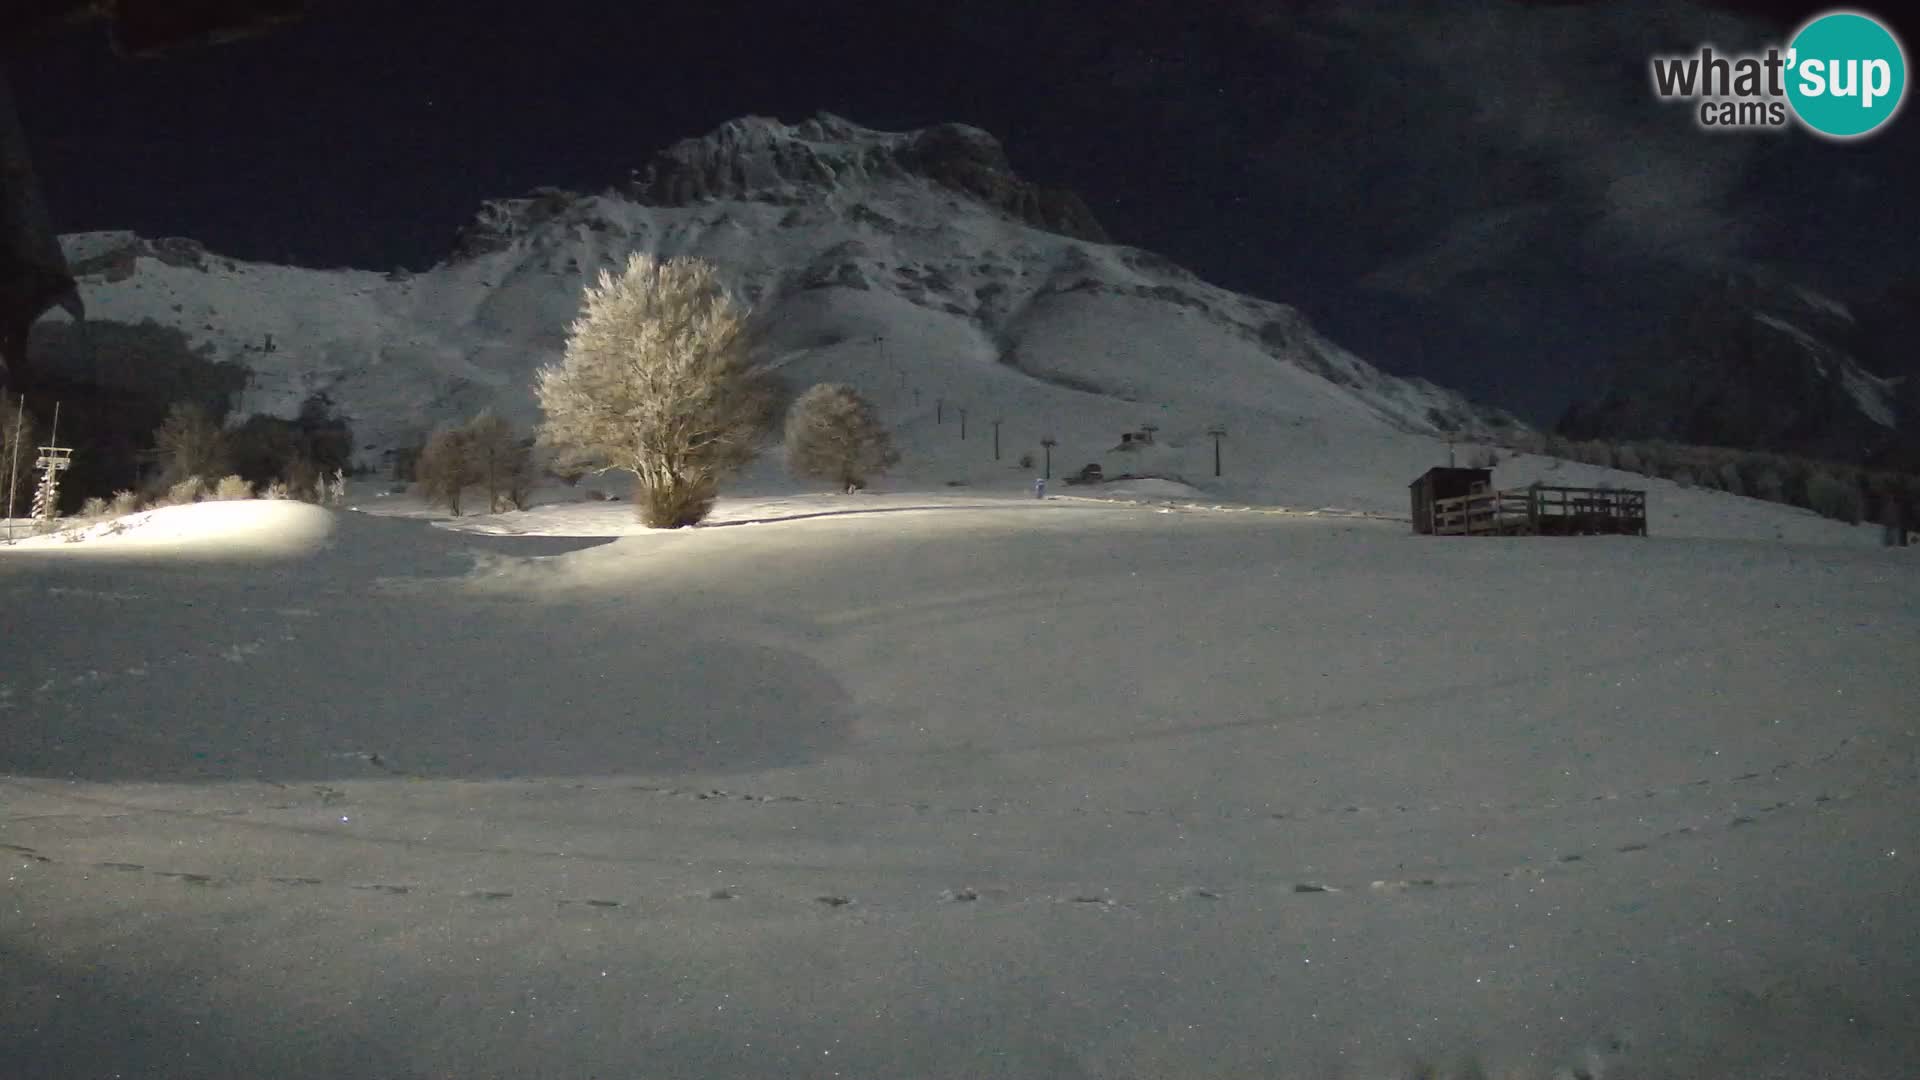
[1034,477,1046,499]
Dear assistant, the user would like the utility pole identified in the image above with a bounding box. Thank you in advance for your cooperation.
[937,398,944,424]
[5,394,22,545]
[958,407,967,440]
[992,418,1002,461]
[1207,425,1227,478]
[1040,437,1056,480]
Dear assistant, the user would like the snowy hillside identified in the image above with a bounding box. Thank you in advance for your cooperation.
[44,113,1517,511]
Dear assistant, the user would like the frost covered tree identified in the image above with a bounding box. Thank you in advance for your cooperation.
[535,253,773,528]
[784,383,898,493]
[151,402,227,493]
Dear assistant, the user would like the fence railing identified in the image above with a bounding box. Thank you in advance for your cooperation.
[1431,485,1646,537]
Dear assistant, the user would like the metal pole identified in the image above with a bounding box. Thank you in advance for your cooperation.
[992,420,1001,461]
[5,394,21,545]
[1214,435,1221,477]
[959,409,967,440]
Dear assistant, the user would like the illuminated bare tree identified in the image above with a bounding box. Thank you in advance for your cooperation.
[536,254,774,528]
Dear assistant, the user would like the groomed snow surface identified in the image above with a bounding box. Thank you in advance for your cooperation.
[3,482,1917,1080]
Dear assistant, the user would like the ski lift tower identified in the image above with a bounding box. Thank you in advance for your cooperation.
[31,403,72,524]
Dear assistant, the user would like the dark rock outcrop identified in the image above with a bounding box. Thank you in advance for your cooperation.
[451,187,593,260]
[1560,269,1902,465]
[891,122,1108,244]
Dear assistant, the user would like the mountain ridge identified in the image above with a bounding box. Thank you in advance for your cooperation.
[33,114,1521,508]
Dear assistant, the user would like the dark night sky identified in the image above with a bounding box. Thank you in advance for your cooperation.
[8,0,1917,423]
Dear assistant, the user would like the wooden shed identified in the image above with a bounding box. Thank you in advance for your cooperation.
[1409,467,1492,535]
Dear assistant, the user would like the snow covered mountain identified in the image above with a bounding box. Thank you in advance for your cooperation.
[1561,268,1909,467]
[41,113,1518,507]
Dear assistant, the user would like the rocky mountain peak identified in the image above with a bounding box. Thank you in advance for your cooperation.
[451,114,1107,260]
[625,113,1108,244]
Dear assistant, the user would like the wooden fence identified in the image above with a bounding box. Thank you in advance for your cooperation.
[1430,485,1647,537]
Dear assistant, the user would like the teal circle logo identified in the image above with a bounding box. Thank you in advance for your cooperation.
[1786,11,1907,138]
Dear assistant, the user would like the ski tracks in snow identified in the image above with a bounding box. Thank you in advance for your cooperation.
[2,734,1908,921]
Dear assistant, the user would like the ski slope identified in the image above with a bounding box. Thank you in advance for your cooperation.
[3,489,1916,1079]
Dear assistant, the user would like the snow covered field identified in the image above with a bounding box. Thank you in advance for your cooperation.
[4,489,1916,1079]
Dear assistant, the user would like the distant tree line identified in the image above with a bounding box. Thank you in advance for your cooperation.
[1498,429,1918,529]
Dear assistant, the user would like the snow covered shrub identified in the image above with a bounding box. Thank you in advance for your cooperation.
[212,474,253,500]
[284,454,322,503]
[323,468,348,507]
[262,480,290,500]
[784,383,899,492]
[535,253,775,528]
[162,475,205,506]
[1807,470,1863,524]
[109,490,142,517]
[80,496,109,520]
[152,403,228,493]
[417,425,478,516]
